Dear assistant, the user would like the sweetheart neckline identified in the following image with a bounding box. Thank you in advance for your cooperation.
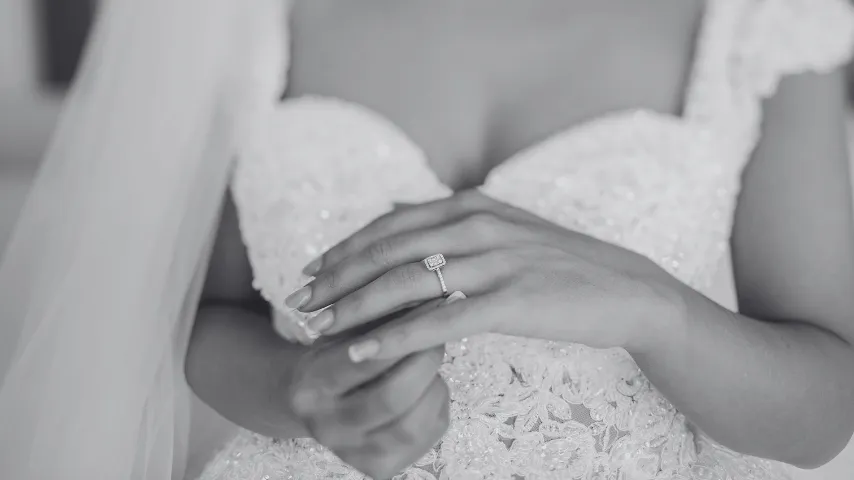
[278,95,703,193]
[276,1,713,190]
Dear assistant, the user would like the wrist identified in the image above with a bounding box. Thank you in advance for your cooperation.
[622,266,688,356]
[188,305,312,439]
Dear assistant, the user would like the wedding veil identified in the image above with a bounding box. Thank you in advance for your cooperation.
[0,0,286,478]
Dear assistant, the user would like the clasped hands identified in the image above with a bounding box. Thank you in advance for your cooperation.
[281,189,681,478]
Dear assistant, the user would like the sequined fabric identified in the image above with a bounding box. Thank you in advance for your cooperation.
[202,1,854,479]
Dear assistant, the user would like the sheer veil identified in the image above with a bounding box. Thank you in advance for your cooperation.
[0,0,286,478]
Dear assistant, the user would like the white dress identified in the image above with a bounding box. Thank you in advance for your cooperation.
[200,1,854,479]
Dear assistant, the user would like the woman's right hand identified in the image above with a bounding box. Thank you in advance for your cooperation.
[288,298,450,479]
[191,193,449,477]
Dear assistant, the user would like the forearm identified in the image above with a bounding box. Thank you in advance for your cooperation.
[185,305,311,439]
[631,282,854,468]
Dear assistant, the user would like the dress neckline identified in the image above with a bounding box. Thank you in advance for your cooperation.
[279,0,721,191]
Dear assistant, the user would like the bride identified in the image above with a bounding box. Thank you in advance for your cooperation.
[3,0,854,479]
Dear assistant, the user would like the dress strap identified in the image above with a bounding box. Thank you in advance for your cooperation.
[681,0,752,124]
[684,0,854,124]
[678,0,854,172]
[732,0,854,99]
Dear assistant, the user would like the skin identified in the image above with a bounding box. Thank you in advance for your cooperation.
[187,197,451,479]
[187,0,854,476]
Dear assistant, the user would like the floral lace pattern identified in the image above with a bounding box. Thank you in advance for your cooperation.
[202,1,854,479]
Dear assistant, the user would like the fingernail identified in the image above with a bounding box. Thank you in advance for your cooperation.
[285,285,312,309]
[302,257,323,276]
[348,339,380,363]
[307,309,334,333]
[444,291,467,304]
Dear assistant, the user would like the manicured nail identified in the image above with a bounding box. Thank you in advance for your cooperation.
[307,309,334,333]
[348,339,380,363]
[444,291,467,304]
[302,257,323,276]
[285,285,312,309]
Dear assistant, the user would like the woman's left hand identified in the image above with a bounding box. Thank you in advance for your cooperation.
[287,190,683,362]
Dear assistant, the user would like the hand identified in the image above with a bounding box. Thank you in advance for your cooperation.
[287,298,452,479]
[288,190,683,361]
[276,202,422,346]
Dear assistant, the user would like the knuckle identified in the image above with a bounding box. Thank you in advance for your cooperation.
[337,400,367,427]
[375,383,406,417]
[389,263,422,289]
[286,385,316,417]
[286,391,305,417]
[367,238,396,268]
[320,269,339,291]
[339,288,366,318]
[377,327,409,353]
[323,243,345,265]
[466,211,502,236]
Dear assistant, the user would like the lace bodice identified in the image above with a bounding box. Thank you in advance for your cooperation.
[200,1,854,479]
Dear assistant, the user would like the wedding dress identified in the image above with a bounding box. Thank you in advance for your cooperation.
[1,0,851,479]
[198,1,854,479]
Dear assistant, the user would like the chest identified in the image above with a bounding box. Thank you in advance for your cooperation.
[284,0,704,189]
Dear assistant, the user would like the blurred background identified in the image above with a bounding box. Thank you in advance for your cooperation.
[0,1,852,478]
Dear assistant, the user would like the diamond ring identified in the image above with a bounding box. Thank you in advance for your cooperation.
[423,253,449,297]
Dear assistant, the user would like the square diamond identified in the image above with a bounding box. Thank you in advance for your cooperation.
[423,253,446,271]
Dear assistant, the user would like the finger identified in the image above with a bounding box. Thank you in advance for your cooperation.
[289,349,401,415]
[353,377,450,480]
[318,253,503,336]
[334,347,444,431]
[292,299,445,390]
[272,308,314,345]
[290,297,445,404]
[299,215,517,312]
[348,292,501,362]
[320,296,448,342]
[271,310,298,342]
[303,190,495,276]
[366,375,449,445]
[306,348,443,449]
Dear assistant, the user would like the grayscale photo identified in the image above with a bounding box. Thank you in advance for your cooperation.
[1,1,854,479]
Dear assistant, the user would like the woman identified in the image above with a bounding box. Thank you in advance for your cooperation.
[3,0,854,479]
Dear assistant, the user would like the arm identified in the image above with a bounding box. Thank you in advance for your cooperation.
[285,70,854,468]
[634,70,854,468]
[185,192,311,439]
[186,193,452,478]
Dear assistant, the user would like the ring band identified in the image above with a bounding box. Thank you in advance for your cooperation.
[423,253,449,297]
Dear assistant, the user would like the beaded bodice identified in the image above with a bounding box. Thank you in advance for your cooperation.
[201,1,854,479]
